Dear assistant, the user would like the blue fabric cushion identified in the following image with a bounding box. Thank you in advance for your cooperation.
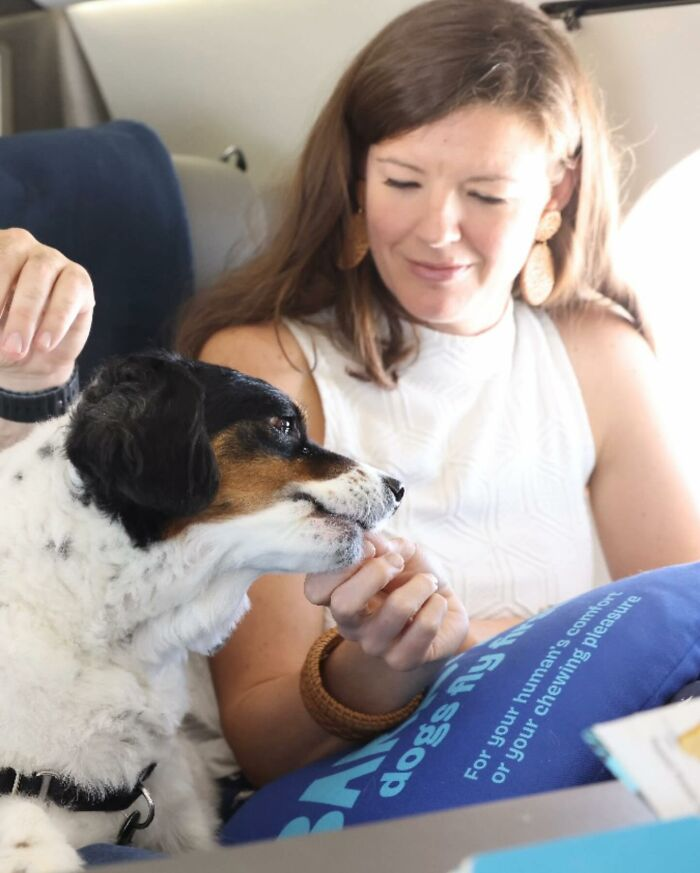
[79,843,163,866]
[0,120,193,379]
[221,562,700,844]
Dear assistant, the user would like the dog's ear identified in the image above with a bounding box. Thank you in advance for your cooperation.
[66,353,219,528]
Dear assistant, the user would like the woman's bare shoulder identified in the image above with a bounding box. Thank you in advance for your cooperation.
[550,303,656,396]
[549,303,657,451]
[199,322,309,394]
[199,322,325,442]
[550,303,650,362]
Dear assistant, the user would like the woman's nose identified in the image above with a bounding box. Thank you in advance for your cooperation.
[416,192,462,248]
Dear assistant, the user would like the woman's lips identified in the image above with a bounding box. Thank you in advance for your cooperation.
[406,259,471,282]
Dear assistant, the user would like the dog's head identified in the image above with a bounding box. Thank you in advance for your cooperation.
[66,351,403,571]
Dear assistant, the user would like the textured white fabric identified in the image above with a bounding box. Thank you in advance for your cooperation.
[286,301,597,619]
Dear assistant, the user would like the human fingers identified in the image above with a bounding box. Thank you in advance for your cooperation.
[381,542,441,596]
[394,542,435,580]
[305,537,414,606]
[304,540,376,605]
[365,532,417,562]
[0,243,90,362]
[0,228,36,319]
[328,552,408,638]
[29,260,94,354]
[358,572,440,657]
[0,242,64,360]
[40,308,94,383]
[364,531,392,556]
[381,590,450,672]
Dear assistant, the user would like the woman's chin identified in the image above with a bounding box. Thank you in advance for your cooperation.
[400,300,480,333]
[394,290,511,336]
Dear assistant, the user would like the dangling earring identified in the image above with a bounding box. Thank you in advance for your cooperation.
[519,210,562,307]
[337,209,369,271]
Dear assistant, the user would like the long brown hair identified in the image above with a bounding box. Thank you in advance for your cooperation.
[176,0,644,385]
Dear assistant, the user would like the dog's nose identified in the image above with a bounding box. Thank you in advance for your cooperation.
[383,475,405,503]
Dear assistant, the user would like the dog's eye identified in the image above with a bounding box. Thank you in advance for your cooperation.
[269,416,295,435]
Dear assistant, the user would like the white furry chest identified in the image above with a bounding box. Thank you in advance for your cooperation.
[0,611,188,784]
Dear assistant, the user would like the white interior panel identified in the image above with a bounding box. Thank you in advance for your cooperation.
[562,5,700,208]
[68,0,544,196]
[68,0,428,193]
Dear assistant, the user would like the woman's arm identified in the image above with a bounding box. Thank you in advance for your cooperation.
[201,323,469,785]
[0,229,94,448]
[554,306,700,578]
[209,551,444,785]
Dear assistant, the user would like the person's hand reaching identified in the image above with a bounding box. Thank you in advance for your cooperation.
[0,229,94,391]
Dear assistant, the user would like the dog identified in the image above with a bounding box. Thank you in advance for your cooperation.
[0,351,403,872]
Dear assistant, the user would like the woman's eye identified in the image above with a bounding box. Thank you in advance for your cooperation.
[469,192,506,205]
[269,416,294,435]
[384,178,420,190]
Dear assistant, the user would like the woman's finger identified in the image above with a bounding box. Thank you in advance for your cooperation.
[305,537,413,606]
[382,591,449,672]
[359,572,440,658]
[329,552,406,633]
[371,534,417,564]
[304,540,377,606]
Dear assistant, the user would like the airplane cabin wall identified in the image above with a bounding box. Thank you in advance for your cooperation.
[68,0,445,198]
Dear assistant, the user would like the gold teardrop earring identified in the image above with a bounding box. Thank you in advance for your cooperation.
[519,210,562,307]
[337,209,369,271]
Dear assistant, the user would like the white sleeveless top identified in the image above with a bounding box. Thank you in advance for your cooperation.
[286,301,597,619]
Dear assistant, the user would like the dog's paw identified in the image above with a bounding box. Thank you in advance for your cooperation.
[0,799,83,873]
[0,845,82,873]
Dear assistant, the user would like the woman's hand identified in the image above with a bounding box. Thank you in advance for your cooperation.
[0,229,94,390]
[305,533,470,672]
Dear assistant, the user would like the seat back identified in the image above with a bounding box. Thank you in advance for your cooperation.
[0,120,264,378]
[172,153,266,295]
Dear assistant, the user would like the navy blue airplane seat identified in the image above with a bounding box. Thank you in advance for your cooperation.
[0,120,194,380]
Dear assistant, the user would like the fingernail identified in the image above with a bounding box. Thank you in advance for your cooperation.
[370,533,389,553]
[2,332,22,355]
[385,552,404,569]
[37,331,52,350]
[426,574,439,590]
[393,538,416,558]
[362,540,377,559]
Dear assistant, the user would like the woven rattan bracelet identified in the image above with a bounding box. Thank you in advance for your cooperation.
[299,628,426,742]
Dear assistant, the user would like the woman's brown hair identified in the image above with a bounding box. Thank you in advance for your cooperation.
[176,0,644,385]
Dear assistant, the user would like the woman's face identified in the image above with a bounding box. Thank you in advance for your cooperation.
[364,104,564,335]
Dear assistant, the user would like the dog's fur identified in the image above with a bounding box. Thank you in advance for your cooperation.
[0,352,402,872]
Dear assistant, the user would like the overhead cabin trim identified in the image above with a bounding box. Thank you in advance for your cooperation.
[540,0,700,30]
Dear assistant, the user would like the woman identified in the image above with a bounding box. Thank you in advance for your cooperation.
[1,0,700,857]
[174,0,700,787]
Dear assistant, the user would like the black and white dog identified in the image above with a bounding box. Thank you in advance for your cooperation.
[0,351,403,872]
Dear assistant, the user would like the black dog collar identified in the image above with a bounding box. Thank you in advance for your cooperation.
[0,762,156,813]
